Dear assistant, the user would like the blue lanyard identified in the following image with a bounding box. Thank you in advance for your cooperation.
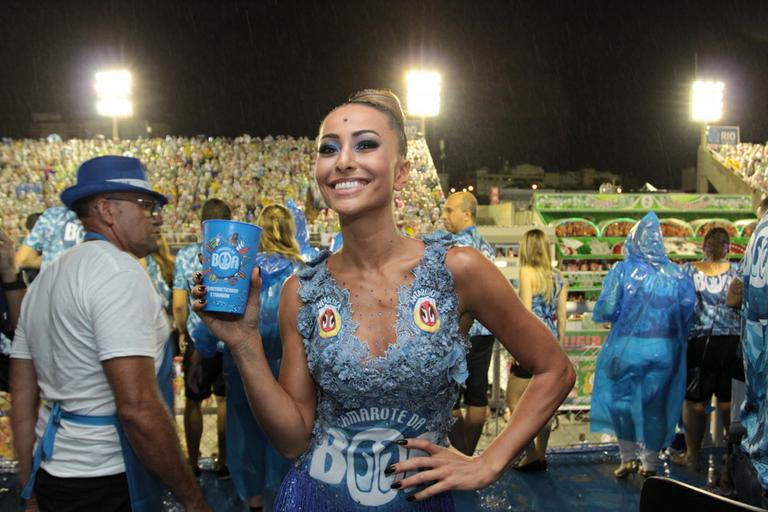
[83,232,112,243]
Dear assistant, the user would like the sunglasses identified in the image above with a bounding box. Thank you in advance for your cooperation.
[106,196,164,217]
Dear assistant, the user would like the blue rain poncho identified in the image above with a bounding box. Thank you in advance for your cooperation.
[739,214,768,489]
[590,212,695,450]
[286,199,320,262]
[223,252,300,499]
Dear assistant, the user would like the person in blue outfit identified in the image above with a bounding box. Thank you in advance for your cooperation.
[15,204,83,273]
[192,89,575,511]
[672,227,741,470]
[286,199,320,262]
[172,199,230,478]
[738,207,768,495]
[224,203,301,511]
[441,191,496,456]
[10,155,209,511]
[590,212,695,479]
[507,228,567,471]
[141,237,177,409]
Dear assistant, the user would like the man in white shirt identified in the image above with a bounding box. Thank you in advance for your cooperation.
[11,155,210,512]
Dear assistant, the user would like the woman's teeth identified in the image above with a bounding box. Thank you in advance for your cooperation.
[334,180,366,190]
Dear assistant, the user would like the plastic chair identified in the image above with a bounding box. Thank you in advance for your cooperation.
[640,476,766,511]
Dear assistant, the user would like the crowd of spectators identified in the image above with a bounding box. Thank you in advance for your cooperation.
[710,143,768,193]
[0,135,445,244]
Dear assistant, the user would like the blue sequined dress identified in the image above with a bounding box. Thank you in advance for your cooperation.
[273,232,468,511]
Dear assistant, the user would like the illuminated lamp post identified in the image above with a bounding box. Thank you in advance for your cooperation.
[95,70,133,139]
[406,70,441,137]
[691,80,724,148]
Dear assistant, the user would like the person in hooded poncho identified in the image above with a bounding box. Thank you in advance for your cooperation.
[590,212,695,478]
[222,204,303,511]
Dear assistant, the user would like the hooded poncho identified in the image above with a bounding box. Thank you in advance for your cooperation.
[589,212,695,450]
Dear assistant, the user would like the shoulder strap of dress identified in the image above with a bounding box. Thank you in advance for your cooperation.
[420,231,455,268]
[296,250,332,305]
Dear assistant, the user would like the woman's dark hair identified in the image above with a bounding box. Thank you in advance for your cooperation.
[703,227,729,260]
[201,198,232,222]
[25,212,42,231]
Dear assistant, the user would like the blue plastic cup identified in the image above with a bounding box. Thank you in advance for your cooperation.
[201,219,262,314]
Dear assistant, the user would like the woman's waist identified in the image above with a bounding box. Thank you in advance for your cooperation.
[315,405,449,439]
[298,413,447,509]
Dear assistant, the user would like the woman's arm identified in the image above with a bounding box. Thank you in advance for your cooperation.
[193,271,316,458]
[726,277,742,309]
[592,263,623,323]
[457,249,574,474]
[557,278,568,345]
[393,248,575,499]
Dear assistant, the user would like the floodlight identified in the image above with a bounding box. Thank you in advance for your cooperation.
[95,70,133,118]
[406,71,441,117]
[691,80,724,123]
[96,99,133,117]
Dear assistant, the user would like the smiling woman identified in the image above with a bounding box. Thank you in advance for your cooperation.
[193,89,575,511]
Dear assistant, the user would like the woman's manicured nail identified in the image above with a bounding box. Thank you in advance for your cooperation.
[384,465,396,475]
[395,439,408,446]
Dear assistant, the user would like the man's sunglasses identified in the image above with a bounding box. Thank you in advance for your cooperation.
[106,196,164,217]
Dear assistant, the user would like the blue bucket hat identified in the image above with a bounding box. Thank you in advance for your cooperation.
[60,155,168,208]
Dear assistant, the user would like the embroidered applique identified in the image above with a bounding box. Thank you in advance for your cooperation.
[318,304,342,338]
[412,290,440,333]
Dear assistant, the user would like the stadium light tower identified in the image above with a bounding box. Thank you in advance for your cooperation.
[691,80,724,148]
[406,70,441,136]
[95,70,133,139]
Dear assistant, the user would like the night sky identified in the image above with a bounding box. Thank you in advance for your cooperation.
[2,0,768,189]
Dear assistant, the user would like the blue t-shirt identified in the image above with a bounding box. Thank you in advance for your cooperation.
[23,206,83,270]
[173,243,211,347]
[146,255,172,310]
[683,262,741,338]
[452,225,494,337]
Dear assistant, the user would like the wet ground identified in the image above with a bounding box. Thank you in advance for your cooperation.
[1,446,715,511]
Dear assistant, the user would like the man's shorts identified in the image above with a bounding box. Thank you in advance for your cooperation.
[454,334,495,408]
[183,344,226,401]
[685,334,740,403]
[35,468,130,512]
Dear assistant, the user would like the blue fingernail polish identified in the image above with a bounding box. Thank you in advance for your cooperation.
[390,481,401,489]
[395,439,407,445]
